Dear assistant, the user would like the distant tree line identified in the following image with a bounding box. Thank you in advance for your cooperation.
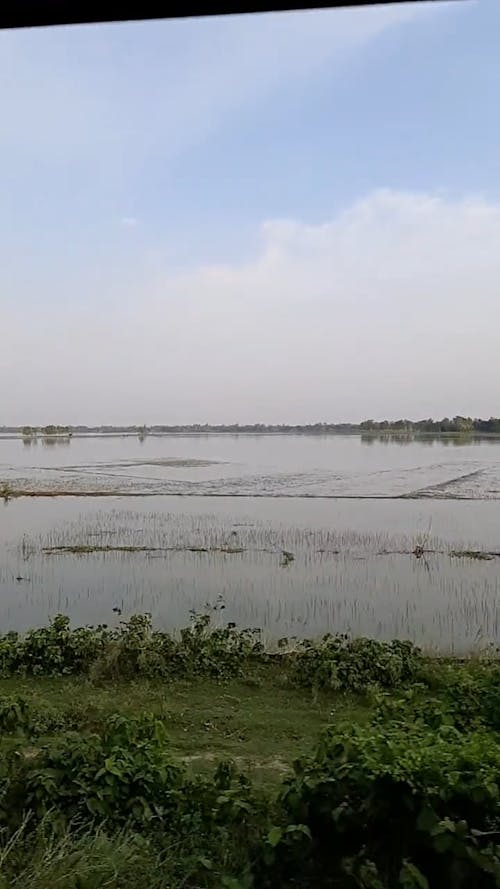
[359,417,500,434]
[72,423,359,434]
[2,418,500,436]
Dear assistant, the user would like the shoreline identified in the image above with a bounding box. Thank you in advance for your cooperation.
[3,429,500,440]
[2,486,496,500]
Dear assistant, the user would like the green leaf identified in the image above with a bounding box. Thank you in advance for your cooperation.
[86,797,104,816]
[267,827,283,847]
[197,857,213,870]
[416,805,437,833]
[399,860,429,889]
[285,823,312,839]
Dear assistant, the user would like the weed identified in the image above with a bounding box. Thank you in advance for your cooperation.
[286,635,422,693]
[0,483,12,503]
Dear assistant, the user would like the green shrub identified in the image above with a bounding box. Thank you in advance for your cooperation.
[374,665,500,733]
[90,614,166,680]
[0,718,269,887]
[2,714,183,828]
[92,613,263,681]
[0,614,264,682]
[160,613,264,678]
[259,721,500,887]
[0,714,268,867]
[0,695,85,738]
[287,635,423,693]
[0,615,427,693]
[0,696,33,735]
[0,631,21,675]
[0,616,108,677]
[439,666,500,732]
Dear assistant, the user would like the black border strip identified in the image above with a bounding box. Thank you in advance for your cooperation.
[1,0,451,31]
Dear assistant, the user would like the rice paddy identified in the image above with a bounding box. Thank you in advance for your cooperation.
[2,433,500,652]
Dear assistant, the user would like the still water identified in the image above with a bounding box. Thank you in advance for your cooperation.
[1,434,500,651]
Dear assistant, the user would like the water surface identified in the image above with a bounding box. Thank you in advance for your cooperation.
[1,434,500,651]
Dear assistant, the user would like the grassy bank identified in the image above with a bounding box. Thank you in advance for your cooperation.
[0,674,353,782]
[0,616,499,887]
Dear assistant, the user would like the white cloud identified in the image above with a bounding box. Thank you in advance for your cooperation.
[3,189,499,425]
[120,216,138,226]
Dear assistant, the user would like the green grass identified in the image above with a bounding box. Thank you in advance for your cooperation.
[0,823,190,889]
[0,673,371,887]
[1,659,500,887]
[0,674,368,781]
[1,617,499,888]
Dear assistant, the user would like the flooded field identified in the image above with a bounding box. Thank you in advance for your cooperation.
[1,434,500,651]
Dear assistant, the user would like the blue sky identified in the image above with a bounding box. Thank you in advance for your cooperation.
[2,1,500,424]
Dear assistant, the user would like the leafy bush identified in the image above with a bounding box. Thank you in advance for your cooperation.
[0,616,108,677]
[0,712,268,844]
[0,614,264,682]
[0,695,88,738]
[0,714,269,887]
[93,612,263,681]
[258,720,500,887]
[2,714,184,828]
[90,614,167,680]
[0,697,35,735]
[438,666,500,732]
[157,613,264,679]
[287,635,423,693]
[0,615,427,694]
[373,665,500,733]
[0,631,21,675]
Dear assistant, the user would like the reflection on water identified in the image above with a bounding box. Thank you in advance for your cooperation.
[2,495,500,653]
[2,434,500,652]
[360,433,500,447]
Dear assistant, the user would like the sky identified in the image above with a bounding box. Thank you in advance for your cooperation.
[1,0,500,425]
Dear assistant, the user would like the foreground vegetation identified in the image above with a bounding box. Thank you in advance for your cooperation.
[0,615,499,887]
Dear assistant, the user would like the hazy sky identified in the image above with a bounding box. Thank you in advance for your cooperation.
[2,0,499,425]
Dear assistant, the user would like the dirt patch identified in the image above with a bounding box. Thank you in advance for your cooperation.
[182,752,290,774]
